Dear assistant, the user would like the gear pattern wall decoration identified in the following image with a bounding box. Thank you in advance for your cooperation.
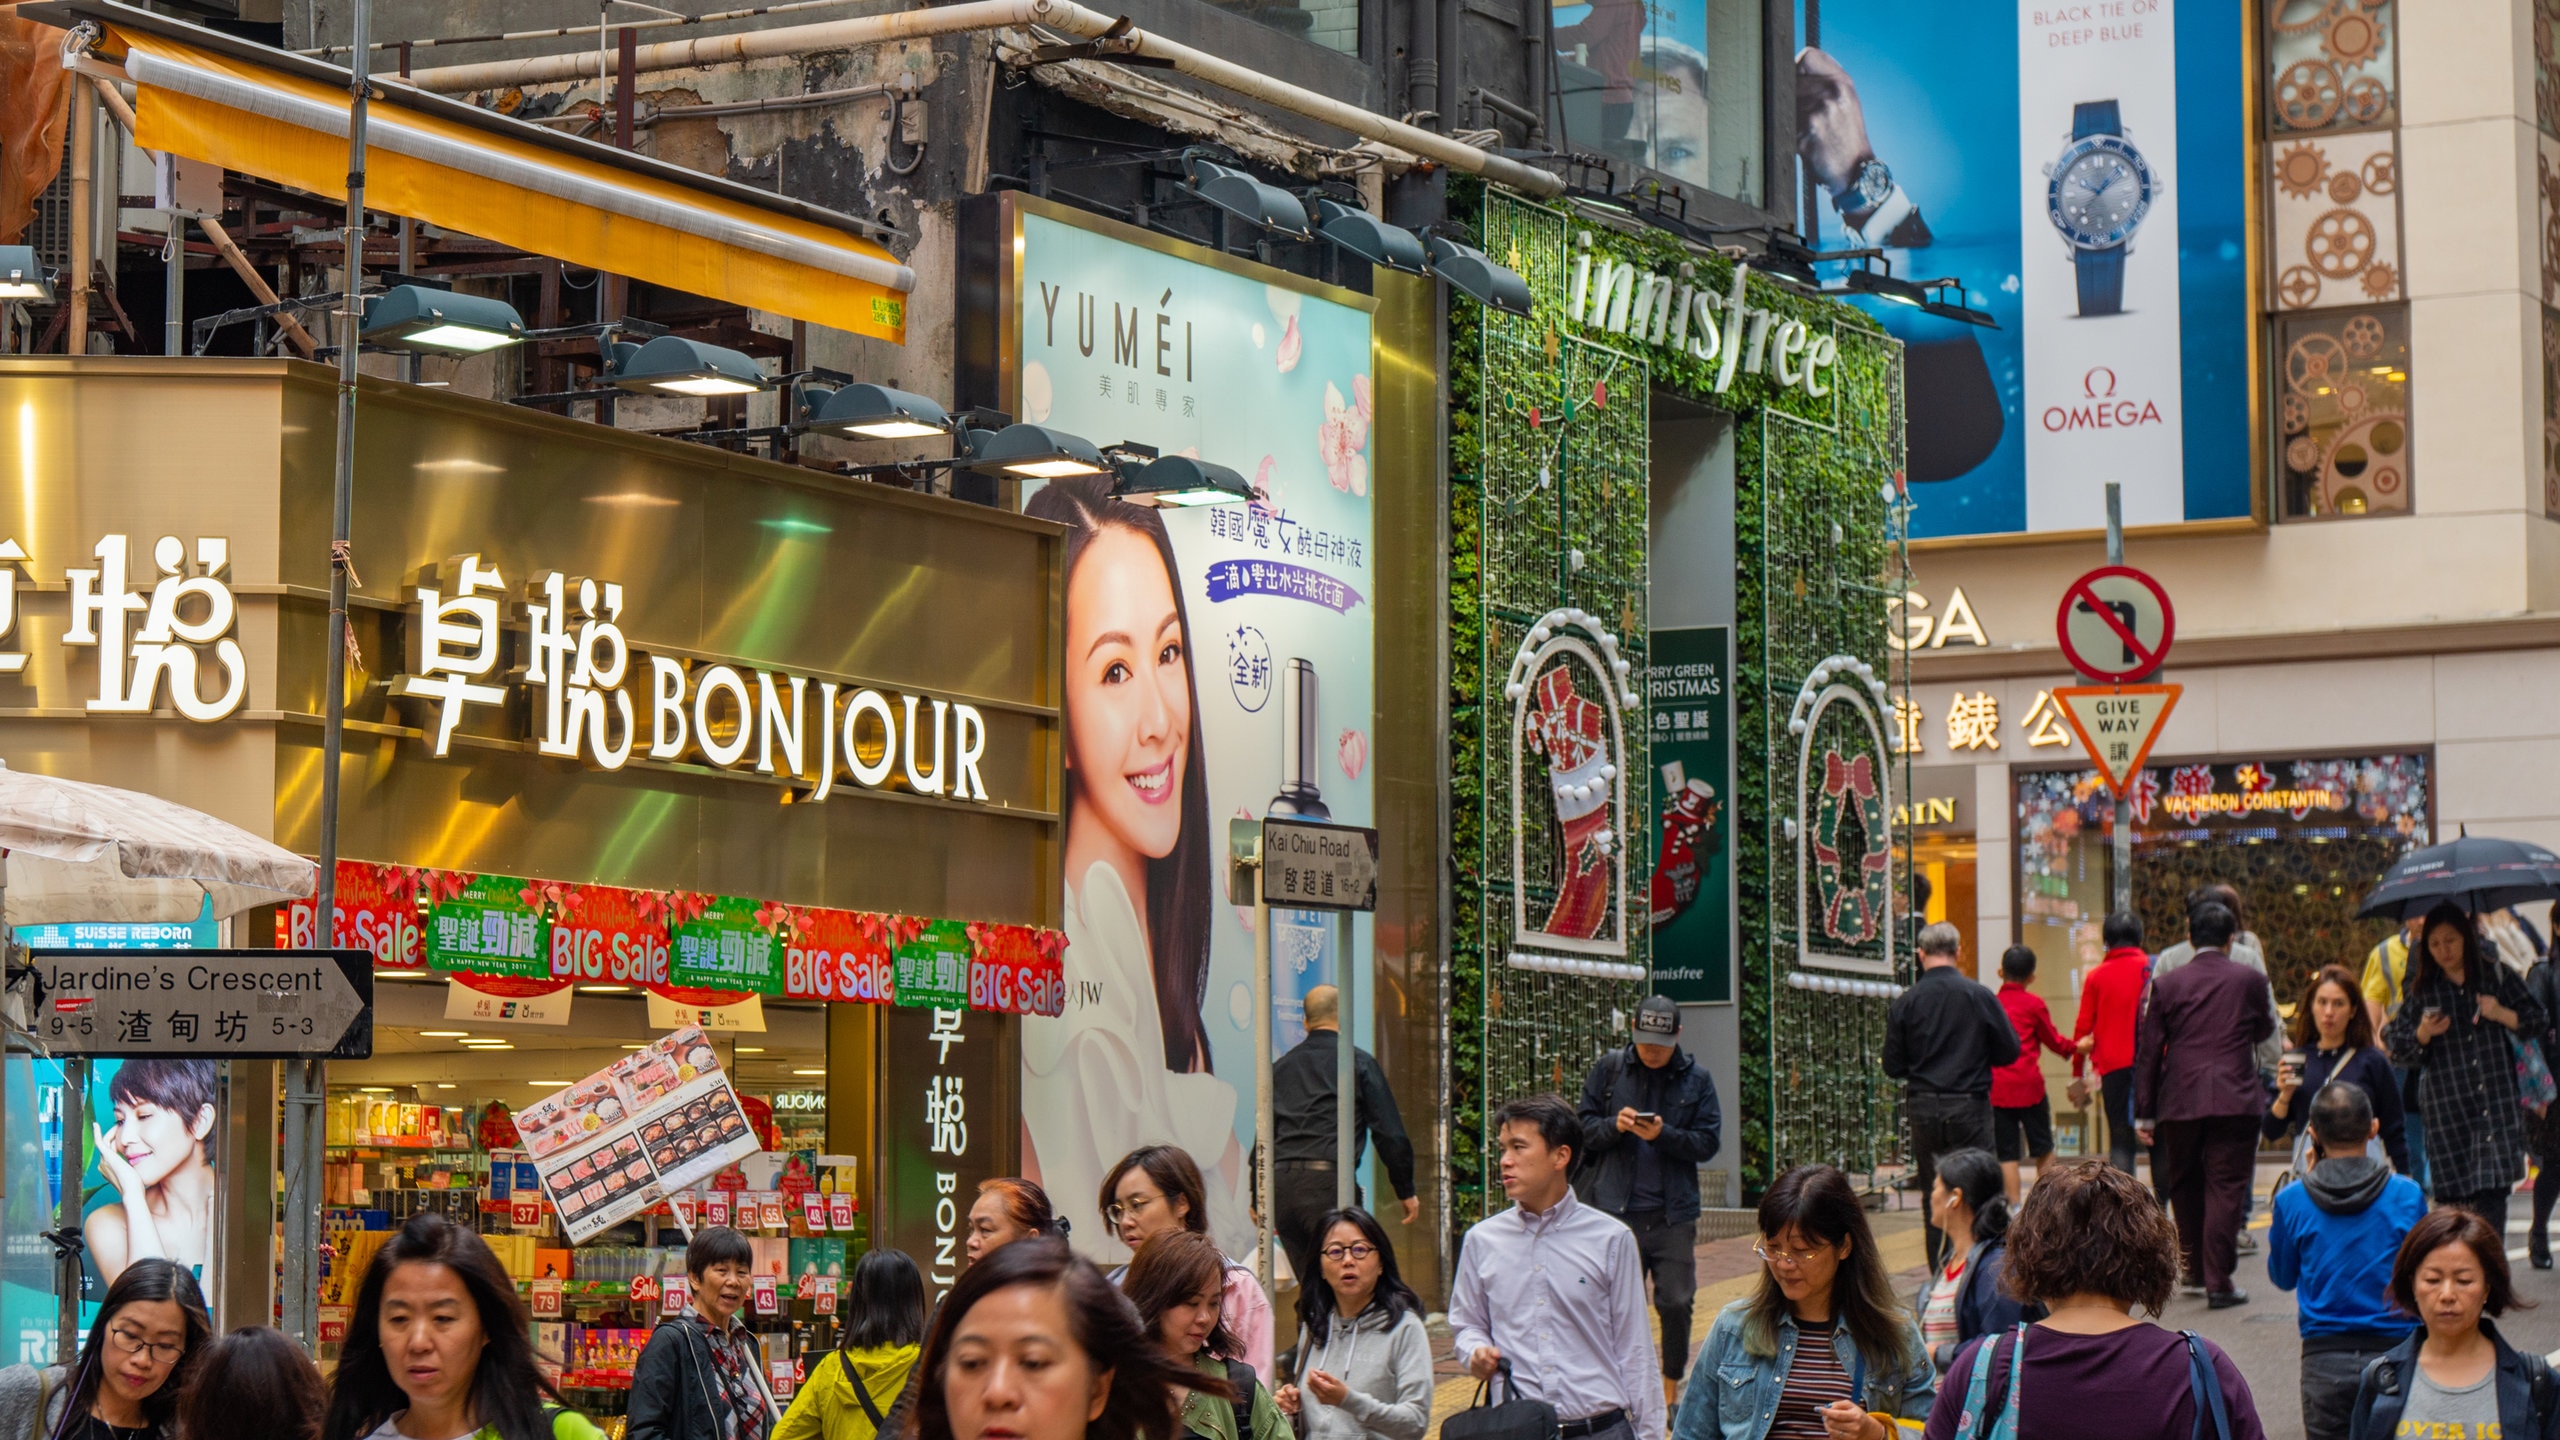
[2543,306,2560,517]
[2270,130,2401,310]
[2274,304,2412,519]
[2269,0,2396,135]
[2538,0,2560,137]
[2539,135,2560,305]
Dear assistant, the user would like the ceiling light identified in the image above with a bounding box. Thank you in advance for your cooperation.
[1182,154,1311,239]
[362,283,526,354]
[1426,236,1533,317]
[609,335,772,397]
[817,383,951,439]
[1114,454,1253,508]
[376,969,424,979]
[1313,199,1427,274]
[967,422,1108,479]
[360,1086,394,1094]
[0,246,52,302]
[623,1044,646,1050]
[528,1080,572,1086]
[421,1031,470,1038]
[737,1047,766,1053]
[580,984,631,993]
[435,1083,457,1090]
[791,1068,827,1076]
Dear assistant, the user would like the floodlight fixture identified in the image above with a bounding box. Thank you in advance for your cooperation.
[609,334,772,396]
[966,422,1109,479]
[817,382,952,439]
[1183,154,1313,239]
[0,246,51,302]
[1425,236,1533,317]
[360,283,527,353]
[1114,454,1253,507]
[1313,199,1428,274]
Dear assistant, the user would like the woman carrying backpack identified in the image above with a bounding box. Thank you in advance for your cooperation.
[1122,1232,1289,1440]
[774,1249,927,1440]
[2347,1207,2560,1440]
[1918,1149,2039,1373]
[1920,1160,2264,1440]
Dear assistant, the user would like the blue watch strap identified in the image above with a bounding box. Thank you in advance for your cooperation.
[2077,243,2126,316]
[2072,100,2122,140]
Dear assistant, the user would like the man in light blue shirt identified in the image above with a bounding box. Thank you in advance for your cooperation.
[2269,1080,2426,1440]
[1450,1093,1665,1440]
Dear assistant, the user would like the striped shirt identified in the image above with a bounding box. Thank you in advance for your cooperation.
[1768,1317,1859,1439]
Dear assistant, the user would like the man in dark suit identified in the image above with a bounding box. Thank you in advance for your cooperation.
[1884,922,2020,1268]
[2135,900,2275,1309]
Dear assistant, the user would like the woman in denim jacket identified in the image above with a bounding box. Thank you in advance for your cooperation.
[1673,1165,1933,1440]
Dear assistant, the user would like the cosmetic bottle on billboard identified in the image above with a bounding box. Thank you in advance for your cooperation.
[1268,659,1330,1049]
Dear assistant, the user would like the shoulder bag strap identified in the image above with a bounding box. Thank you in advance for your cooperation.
[1968,1327,2022,1440]
[1227,1358,1261,1440]
[2182,1333,2232,1440]
[844,1354,890,1432]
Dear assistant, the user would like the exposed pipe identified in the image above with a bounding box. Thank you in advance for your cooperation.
[1406,0,1437,128]
[1520,0,1545,149]
[1438,0,1460,151]
[83,73,320,356]
[402,0,1565,197]
[67,76,91,353]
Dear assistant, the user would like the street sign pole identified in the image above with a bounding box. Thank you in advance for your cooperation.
[1336,907,1354,1214]
[2107,483,2133,919]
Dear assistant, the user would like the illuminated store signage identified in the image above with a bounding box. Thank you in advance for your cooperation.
[389,553,991,802]
[0,534,251,721]
[1565,242,1836,399]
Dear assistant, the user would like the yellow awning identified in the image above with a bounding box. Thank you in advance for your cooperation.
[104,24,911,344]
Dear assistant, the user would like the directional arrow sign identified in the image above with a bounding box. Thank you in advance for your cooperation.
[1260,818,1381,913]
[29,948,374,1058]
[2051,685,2183,796]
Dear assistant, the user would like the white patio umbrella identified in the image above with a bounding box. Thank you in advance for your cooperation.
[0,759,315,926]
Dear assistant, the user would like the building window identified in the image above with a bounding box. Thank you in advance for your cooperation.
[2273,304,2410,520]
[2268,0,2396,136]
[1554,0,1764,204]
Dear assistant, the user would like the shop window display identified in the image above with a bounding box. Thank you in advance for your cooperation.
[2273,303,2411,519]
[2015,752,2429,1025]
[2268,0,2396,136]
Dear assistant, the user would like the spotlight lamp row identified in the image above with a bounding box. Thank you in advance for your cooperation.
[1179,152,1531,316]
[816,385,1253,507]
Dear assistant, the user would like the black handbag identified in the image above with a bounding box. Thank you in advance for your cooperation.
[1441,1362,1560,1440]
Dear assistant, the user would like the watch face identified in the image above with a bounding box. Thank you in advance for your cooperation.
[2045,135,2153,247]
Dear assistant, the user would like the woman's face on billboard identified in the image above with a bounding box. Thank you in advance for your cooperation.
[109,1090,211,1187]
[1064,526,1191,866]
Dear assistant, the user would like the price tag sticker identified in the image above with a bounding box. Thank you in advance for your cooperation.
[828,1192,856,1231]
[510,1197,544,1231]
[751,1274,779,1315]
[531,1277,563,1319]
[706,1193,732,1227]
[813,1275,838,1316]
[804,1193,828,1230]
[661,1276,690,1317]
[769,1357,799,1400]
[318,1306,349,1345]
[670,1192,699,1232]
[759,1195,787,1231]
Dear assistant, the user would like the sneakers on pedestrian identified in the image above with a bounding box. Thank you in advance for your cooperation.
[2180,1274,2206,1297]
[2207,1288,2249,1310]
[2235,1230,2258,1255]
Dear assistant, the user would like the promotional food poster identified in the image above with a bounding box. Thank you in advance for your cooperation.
[1801,0,2250,537]
[523,1026,761,1242]
[1011,205,1378,1263]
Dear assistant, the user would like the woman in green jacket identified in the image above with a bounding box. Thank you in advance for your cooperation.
[1123,1233,1289,1440]
[775,1248,927,1440]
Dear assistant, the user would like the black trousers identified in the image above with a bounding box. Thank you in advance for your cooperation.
[2446,1185,2511,1235]
[2152,1114,2258,1295]
[1276,1164,1354,1287]
[1615,1210,1700,1378]
[1907,1093,1995,1269]
[2100,1069,2140,1175]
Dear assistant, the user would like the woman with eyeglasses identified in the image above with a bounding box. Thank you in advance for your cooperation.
[1673,1164,1931,1440]
[0,1257,210,1440]
[1272,1209,1429,1440]
[1123,1232,1289,1440]
[1100,1146,1273,1382]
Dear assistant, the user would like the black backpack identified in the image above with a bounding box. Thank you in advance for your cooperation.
[1223,1358,1263,1440]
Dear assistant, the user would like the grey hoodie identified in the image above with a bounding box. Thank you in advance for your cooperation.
[1291,1305,1432,1440]
[0,1365,76,1440]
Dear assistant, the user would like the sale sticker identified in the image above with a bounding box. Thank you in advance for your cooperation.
[531,1277,563,1319]
[751,1274,778,1315]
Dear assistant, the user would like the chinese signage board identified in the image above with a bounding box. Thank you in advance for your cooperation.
[669,895,782,995]
[878,1005,1009,1305]
[1806,0,2251,538]
[427,875,549,979]
[1644,627,1734,1005]
[993,193,1377,1264]
[894,921,973,1011]
[516,1025,762,1243]
[29,949,372,1058]
[1259,820,1380,913]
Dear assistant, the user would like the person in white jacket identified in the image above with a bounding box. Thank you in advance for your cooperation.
[1275,1208,1433,1440]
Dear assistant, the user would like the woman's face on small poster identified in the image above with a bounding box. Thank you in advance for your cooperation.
[1063,524,1192,864]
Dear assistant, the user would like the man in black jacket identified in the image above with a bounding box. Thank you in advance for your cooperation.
[1271,983,1419,1287]
[1884,922,2020,1269]
[1575,994,1721,1409]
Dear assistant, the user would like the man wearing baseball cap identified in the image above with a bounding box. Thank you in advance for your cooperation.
[1575,994,1722,1407]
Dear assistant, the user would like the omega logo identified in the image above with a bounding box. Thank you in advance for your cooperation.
[2044,365,2162,432]
[2083,366,2116,398]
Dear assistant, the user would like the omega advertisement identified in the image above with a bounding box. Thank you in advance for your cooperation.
[1797,0,2251,537]
[977,194,1378,1266]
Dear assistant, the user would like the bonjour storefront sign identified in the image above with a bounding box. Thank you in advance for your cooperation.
[2,533,996,805]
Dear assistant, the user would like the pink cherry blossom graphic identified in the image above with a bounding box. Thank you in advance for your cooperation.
[1319,380,1370,496]
[1276,315,1302,373]
[1338,728,1369,782]
[1252,455,1279,516]
[1352,373,1373,424]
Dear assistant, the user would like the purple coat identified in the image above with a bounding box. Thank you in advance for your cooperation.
[2134,949,2276,1122]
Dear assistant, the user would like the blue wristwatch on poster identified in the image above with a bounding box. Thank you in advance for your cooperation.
[2044,100,2155,317]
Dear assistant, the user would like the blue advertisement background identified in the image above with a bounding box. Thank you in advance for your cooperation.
[1805,0,2251,537]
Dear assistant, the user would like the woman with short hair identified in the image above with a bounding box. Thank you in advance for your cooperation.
[967,1178,1067,1264]
[1920,1159,2265,1440]
[626,1226,775,1440]
[2347,1207,2557,1439]
[1274,1208,1431,1440]
[178,1326,326,1440]
[1122,1232,1289,1440]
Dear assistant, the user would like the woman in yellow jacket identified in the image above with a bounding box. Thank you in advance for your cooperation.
[775,1249,927,1440]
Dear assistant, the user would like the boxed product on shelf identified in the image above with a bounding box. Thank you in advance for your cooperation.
[786,1238,844,1294]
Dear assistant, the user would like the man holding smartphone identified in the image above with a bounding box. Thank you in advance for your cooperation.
[1575,995,1722,1408]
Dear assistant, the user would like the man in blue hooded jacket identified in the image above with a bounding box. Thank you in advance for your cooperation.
[2269,1079,2427,1440]
[1577,995,1721,1408]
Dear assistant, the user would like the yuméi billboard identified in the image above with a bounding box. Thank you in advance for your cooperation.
[992,195,1378,1265]
[1801,0,2252,538]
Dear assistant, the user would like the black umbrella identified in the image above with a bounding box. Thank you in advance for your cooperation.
[2357,834,2560,919]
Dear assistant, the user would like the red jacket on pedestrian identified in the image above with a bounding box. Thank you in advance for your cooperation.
[2072,945,2150,1078]
[1993,982,2073,1108]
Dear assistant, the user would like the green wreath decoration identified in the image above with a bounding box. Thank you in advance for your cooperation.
[1810,749,1889,945]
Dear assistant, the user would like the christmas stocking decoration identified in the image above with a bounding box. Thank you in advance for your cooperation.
[1529,664,1616,939]
[1649,762,1720,929]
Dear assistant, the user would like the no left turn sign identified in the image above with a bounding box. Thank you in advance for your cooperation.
[2056,565,2175,683]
